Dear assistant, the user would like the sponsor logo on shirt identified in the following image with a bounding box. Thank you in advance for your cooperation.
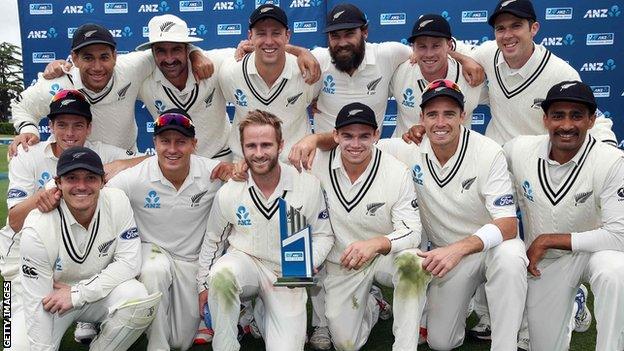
[365,202,385,216]
[7,189,27,199]
[522,180,534,202]
[461,177,477,192]
[617,187,624,201]
[545,7,573,20]
[234,89,248,107]
[574,191,593,206]
[191,190,208,207]
[120,227,140,240]
[29,3,53,15]
[22,265,38,278]
[144,190,161,208]
[317,208,329,219]
[493,194,515,207]
[322,75,336,94]
[236,205,252,226]
[366,77,383,95]
[411,164,424,185]
[54,257,63,271]
[98,239,115,256]
[411,198,418,209]
[38,171,52,188]
[401,88,415,108]
[155,100,167,113]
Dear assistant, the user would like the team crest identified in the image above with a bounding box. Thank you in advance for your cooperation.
[117,82,131,101]
[574,191,593,206]
[366,77,382,95]
[191,190,208,208]
[205,88,215,108]
[286,92,303,106]
[461,177,477,192]
[365,202,385,216]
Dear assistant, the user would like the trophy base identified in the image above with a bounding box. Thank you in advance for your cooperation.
[273,276,317,288]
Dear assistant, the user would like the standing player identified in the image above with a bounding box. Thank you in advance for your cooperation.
[390,14,487,137]
[197,110,334,350]
[307,102,426,350]
[0,90,144,349]
[504,80,624,350]
[107,109,223,351]
[19,147,161,350]
[376,80,527,350]
[219,4,320,161]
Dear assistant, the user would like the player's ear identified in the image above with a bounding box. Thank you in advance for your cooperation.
[529,20,540,38]
[278,139,284,154]
[285,29,291,44]
[332,129,340,145]
[373,128,381,142]
[247,30,253,41]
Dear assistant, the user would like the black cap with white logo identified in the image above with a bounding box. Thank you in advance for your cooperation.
[335,102,378,129]
[408,14,452,43]
[48,90,92,122]
[420,79,465,110]
[57,146,105,177]
[488,0,537,27]
[71,23,116,52]
[324,3,367,33]
[541,81,597,114]
[249,4,288,29]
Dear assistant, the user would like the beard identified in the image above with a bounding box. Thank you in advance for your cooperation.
[245,153,279,176]
[329,36,366,73]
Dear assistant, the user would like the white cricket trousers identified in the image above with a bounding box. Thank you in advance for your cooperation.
[324,249,428,351]
[528,250,624,351]
[426,238,528,351]
[140,243,199,351]
[208,249,307,351]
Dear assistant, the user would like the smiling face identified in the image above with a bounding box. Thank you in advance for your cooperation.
[543,101,595,160]
[71,44,117,92]
[56,169,103,216]
[50,114,92,153]
[493,13,539,68]
[241,123,283,176]
[152,42,189,81]
[248,18,290,68]
[412,36,452,80]
[154,130,196,176]
[420,96,465,149]
[333,123,379,167]
[328,27,367,73]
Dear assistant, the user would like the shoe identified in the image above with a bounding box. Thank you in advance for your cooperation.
[242,317,262,339]
[308,326,332,350]
[467,320,492,341]
[517,337,530,351]
[74,322,98,345]
[574,285,592,333]
[418,327,427,345]
[370,285,392,320]
[193,328,214,344]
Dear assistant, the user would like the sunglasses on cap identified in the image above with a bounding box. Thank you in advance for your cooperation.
[424,79,462,93]
[51,89,87,103]
[154,113,194,128]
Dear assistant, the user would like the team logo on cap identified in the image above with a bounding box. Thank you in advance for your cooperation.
[500,0,516,8]
[559,82,577,91]
[348,109,363,116]
[72,151,88,159]
[60,99,75,106]
[160,21,176,32]
[260,7,272,13]
[419,19,434,29]
[83,29,98,38]
[333,10,345,20]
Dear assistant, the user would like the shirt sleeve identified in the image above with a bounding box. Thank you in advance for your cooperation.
[116,50,155,82]
[307,184,334,267]
[380,42,412,70]
[197,191,232,292]
[99,143,140,162]
[10,75,60,136]
[482,150,518,220]
[20,227,55,351]
[571,158,624,252]
[6,149,37,209]
[205,47,236,71]
[387,167,421,253]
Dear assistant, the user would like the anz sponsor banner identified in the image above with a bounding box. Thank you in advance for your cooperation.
[17,0,624,150]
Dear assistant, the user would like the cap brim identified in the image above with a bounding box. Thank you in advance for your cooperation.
[58,163,105,176]
[154,125,195,137]
[249,15,288,29]
[72,40,116,52]
[324,22,367,33]
[135,37,203,51]
[407,31,452,43]
[541,97,597,113]
[335,119,378,130]
[420,91,465,109]
[488,9,534,26]
[48,110,92,121]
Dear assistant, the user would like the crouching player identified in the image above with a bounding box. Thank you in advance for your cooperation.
[197,110,334,350]
[19,147,160,350]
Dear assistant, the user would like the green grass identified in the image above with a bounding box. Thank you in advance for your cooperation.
[0,142,597,350]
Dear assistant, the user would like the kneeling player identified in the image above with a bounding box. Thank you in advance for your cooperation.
[197,110,334,350]
[19,147,160,350]
[505,81,624,351]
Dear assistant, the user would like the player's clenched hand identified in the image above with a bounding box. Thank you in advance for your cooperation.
[235,40,254,61]
[42,281,73,315]
[43,59,72,79]
[288,135,318,172]
[526,236,548,277]
[296,50,321,85]
[418,245,464,278]
[210,161,235,181]
[9,133,40,157]
[36,187,62,213]
[190,50,214,81]
[231,159,249,182]
[459,56,485,87]
[198,290,208,317]
[340,237,389,270]
[402,124,425,145]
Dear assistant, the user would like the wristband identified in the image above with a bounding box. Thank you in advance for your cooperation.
[473,223,503,251]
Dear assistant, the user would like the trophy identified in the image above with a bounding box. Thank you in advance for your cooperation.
[274,198,317,287]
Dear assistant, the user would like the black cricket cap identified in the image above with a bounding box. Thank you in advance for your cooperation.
[541,81,597,114]
[324,3,367,33]
[48,90,92,122]
[71,23,116,52]
[154,108,196,138]
[57,146,105,177]
[420,79,465,110]
[408,14,452,43]
[249,4,288,29]
[488,0,537,27]
[335,102,378,129]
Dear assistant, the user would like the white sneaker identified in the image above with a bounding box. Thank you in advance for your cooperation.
[74,322,98,344]
[574,285,592,333]
[370,285,392,320]
[308,326,332,350]
[517,337,530,351]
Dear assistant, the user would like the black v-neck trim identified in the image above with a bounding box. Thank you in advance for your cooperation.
[59,207,100,264]
[248,188,287,220]
[329,148,382,213]
[242,54,288,106]
[494,48,551,99]
[425,128,470,188]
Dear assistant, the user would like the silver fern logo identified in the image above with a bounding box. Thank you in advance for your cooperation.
[366,202,385,216]
[574,191,593,206]
[191,190,208,207]
[461,177,477,192]
[98,239,115,256]
[286,92,303,106]
[205,88,215,107]
[160,21,176,32]
[367,77,382,95]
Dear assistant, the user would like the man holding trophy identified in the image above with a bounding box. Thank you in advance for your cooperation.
[197,110,334,351]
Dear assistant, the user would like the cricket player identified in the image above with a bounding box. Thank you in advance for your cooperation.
[197,110,334,351]
[390,14,487,137]
[504,80,624,351]
[219,4,320,162]
[376,80,527,350]
[106,109,223,350]
[19,146,161,351]
[0,90,144,349]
